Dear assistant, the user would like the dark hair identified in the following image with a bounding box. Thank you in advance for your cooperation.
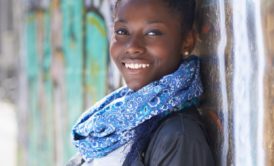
[113,0,196,34]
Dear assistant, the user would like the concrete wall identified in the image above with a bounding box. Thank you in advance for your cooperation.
[0,0,18,102]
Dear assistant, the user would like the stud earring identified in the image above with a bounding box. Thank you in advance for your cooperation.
[184,51,189,56]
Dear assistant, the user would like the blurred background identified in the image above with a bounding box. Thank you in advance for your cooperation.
[0,0,273,166]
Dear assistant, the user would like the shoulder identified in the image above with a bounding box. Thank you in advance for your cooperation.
[144,109,215,166]
[154,109,207,143]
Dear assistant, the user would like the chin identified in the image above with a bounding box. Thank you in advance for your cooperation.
[127,85,141,91]
[126,78,157,91]
[126,82,146,91]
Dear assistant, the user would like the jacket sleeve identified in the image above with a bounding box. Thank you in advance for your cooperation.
[144,112,215,166]
[66,153,85,166]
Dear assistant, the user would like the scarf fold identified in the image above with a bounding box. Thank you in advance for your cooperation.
[72,56,203,160]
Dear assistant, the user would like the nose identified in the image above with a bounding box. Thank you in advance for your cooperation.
[125,35,145,55]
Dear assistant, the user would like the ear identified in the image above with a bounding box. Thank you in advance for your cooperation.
[181,30,196,58]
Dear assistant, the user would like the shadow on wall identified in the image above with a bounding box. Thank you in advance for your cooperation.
[195,0,274,166]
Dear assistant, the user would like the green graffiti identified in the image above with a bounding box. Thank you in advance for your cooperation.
[22,0,111,165]
[61,0,84,161]
[84,11,108,105]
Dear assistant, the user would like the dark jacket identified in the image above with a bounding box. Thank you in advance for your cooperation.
[67,109,214,166]
[129,109,214,166]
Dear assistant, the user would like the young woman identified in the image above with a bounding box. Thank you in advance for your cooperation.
[67,0,214,165]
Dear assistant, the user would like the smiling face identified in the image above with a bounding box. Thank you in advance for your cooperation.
[110,0,194,91]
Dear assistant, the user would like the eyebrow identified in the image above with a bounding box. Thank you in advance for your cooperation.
[146,20,164,24]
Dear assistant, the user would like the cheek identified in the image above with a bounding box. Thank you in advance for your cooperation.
[148,43,180,61]
[149,44,183,74]
[110,41,125,73]
[147,41,167,56]
[110,40,120,60]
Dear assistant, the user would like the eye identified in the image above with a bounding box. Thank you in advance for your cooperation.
[146,30,163,36]
[115,28,129,36]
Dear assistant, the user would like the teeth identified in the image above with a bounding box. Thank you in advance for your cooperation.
[125,63,150,69]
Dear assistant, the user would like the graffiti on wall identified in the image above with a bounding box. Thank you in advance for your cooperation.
[20,0,117,165]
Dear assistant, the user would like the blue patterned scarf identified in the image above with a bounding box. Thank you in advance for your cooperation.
[72,56,203,161]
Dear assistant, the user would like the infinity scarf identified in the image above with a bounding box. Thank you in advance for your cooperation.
[72,56,203,161]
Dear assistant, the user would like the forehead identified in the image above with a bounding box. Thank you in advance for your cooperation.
[114,0,180,21]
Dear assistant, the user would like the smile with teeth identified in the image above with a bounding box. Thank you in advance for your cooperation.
[124,63,150,69]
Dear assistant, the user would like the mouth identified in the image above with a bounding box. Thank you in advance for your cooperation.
[123,63,150,70]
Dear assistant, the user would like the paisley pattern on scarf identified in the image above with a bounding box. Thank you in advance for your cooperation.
[72,56,203,161]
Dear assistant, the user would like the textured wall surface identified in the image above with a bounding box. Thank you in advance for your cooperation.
[18,0,115,165]
[196,0,274,165]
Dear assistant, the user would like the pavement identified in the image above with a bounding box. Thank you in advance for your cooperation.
[0,101,17,166]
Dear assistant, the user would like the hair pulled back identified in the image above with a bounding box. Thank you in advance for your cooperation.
[113,0,196,34]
